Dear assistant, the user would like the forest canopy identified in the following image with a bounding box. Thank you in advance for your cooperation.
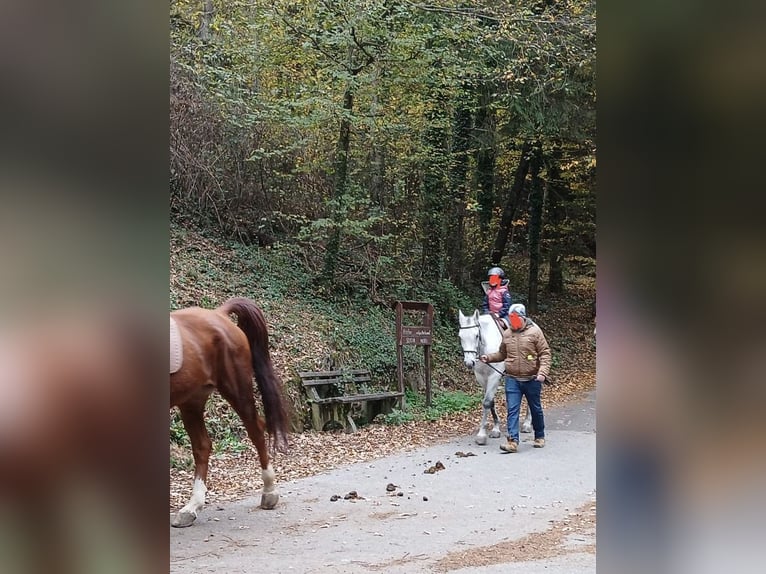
[170,0,595,313]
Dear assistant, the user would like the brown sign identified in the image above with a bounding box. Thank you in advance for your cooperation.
[400,326,432,346]
[394,301,434,406]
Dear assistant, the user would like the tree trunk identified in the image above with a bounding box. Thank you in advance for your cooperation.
[199,0,214,41]
[420,96,449,281]
[527,142,544,314]
[370,144,385,209]
[445,105,471,287]
[474,87,496,233]
[322,88,353,286]
[369,72,385,211]
[490,141,532,265]
[548,249,564,293]
[546,151,565,293]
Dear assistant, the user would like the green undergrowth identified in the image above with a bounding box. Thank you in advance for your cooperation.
[170,222,594,455]
[383,388,480,425]
[170,223,480,451]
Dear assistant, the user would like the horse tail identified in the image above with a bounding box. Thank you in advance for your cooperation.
[218,297,289,452]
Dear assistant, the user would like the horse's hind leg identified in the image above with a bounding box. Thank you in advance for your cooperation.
[218,385,279,510]
[521,397,533,433]
[172,400,212,528]
[245,415,279,509]
[489,399,502,439]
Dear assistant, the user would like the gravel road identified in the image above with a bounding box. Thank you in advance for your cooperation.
[170,391,596,573]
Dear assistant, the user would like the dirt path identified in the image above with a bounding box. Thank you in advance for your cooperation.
[170,391,596,573]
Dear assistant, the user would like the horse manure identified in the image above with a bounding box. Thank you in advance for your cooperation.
[455,451,477,458]
[425,461,445,474]
[386,483,397,492]
[423,496,429,501]
[330,494,341,502]
[344,491,360,500]
[397,492,404,497]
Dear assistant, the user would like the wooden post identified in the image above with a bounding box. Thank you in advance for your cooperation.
[396,302,404,410]
[424,303,433,406]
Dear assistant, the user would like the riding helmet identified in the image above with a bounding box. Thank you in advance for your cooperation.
[487,266,505,287]
[487,267,505,279]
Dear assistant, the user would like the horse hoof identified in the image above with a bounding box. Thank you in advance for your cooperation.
[171,511,197,528]
[260,491,279,510]
[489,430,501,439]
[475,435,487,446]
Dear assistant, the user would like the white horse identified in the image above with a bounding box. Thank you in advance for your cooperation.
[458,309,532,445]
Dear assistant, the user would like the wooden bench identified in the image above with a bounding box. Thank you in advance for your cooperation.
[299,369,405,432]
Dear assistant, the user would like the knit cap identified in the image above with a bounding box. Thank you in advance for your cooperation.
[509,303,526,317]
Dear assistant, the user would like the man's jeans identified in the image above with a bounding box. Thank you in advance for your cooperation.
[505,376,545,442]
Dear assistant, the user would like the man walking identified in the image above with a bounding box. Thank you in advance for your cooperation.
[480,303,551,453]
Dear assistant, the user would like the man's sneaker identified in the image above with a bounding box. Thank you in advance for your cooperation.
[500,440,518,453]
[533,438,546,448]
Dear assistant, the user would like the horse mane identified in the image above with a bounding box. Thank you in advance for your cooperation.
[217,298,290,452]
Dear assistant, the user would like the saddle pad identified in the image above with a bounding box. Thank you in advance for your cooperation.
[170,316,183,374]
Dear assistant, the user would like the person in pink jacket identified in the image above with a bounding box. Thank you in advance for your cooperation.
[481,267,512,328]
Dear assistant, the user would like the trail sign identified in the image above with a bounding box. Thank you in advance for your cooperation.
[400,325,432,346]
[394,301,434,406]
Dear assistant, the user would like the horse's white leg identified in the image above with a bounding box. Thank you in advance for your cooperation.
[172,477,207,528]
[473,364,489,444]
[477,369,502,443]
[259,464,279,509]
[521,397,533,433]
[476,405,489,445]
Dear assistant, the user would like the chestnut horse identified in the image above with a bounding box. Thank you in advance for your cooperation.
[170,297,289,528]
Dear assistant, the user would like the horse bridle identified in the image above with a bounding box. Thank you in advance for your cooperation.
[458,323,482,357]
[459,321,507,376]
